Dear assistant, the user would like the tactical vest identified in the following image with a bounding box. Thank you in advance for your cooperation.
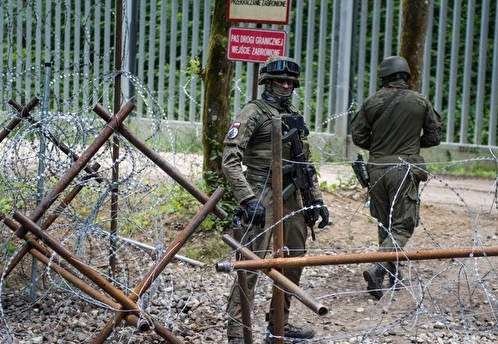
[244,99,308,181]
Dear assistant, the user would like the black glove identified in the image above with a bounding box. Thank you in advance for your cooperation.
[233,207,245,227]
[241,197,266,227]
[312,200,329,228]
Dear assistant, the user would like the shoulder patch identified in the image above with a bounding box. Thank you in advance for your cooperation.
[227,122,241,139]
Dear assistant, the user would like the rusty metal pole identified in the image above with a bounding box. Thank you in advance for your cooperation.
[93,187,224,344]
[8,99,103,181]
[233,227,253,344]
[0,97,40,142]
[6,218,177,338]
[271,117,284,344]
[14,102,134,240]
[0,212,170,333]
[94,109,227,220]
[220,234,328,316]
[12,211,157,328]
[23,244,150,331]
[133,187,224,300]
[219,246,498,270]
[3,164,100,278]
[110,0,125,278]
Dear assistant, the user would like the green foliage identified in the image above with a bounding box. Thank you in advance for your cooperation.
[203,136,229,190]
[184,56,202,76]
[0,242,17,277]
[220,36,228,49]
[198,171,238,233]
[319,175,358,192]
[2,241,16,256]
[180,230,231,263]
[205,136,225,163]
[347,230,355,241]
[0,195,14,214]
[161,184,200,218]
[155,174,236,235]
[430,164,498,179]
[0,178,30,213]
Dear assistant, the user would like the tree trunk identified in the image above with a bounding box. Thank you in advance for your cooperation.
[202,0,234,188]
[399,0,431,92]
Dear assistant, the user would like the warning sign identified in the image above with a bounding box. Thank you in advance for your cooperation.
[227,0,291,24]
[227,27,287,63]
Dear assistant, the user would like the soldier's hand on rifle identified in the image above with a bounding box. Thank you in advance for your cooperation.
[312,200,329,228]
[241,197,266,227]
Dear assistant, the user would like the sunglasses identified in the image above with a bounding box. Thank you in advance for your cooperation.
[261,60,300,77]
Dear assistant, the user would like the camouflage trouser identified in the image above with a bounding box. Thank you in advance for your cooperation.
[226,182,307,338]
[368,166,420,272]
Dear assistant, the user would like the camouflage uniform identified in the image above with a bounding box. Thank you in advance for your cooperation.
[222,98,323,339]
[350,77,442,284]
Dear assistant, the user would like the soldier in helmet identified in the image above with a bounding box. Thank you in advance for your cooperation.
[222,56,329,344]
[350,56,442,300]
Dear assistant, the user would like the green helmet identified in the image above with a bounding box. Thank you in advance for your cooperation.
[378,56,411,79]
[258,56,301,88]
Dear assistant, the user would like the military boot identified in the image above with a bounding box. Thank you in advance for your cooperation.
[363,263,386,300]
[388,269,404,291]
[265,323,315,343]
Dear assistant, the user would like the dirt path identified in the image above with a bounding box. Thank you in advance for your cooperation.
[286,166,498,343]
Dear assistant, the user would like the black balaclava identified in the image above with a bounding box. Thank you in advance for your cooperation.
[262,79,293,111]
[381,72,409,87]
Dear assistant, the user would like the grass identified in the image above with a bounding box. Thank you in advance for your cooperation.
[433,165,497,179]
[180,230,231,263]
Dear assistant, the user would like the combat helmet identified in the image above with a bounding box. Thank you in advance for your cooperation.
[378,56,411,79]
[258,56,301,88]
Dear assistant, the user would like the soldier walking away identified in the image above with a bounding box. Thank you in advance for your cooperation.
[349,56,442,300]
[222,56,329,343]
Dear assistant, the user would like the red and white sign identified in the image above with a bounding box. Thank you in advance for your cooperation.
[228,27,287,63]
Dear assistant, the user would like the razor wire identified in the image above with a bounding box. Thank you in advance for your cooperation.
[0,71,497,344]
[0,80,497,343]
[1,60,498,344]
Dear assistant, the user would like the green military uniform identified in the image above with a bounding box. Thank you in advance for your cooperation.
[222,99,323,339]
[350,77,442,282]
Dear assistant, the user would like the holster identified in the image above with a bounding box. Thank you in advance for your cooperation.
[407,155,428,182]
[352,154,370,188]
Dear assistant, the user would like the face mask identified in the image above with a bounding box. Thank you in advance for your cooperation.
[271,80,293,98]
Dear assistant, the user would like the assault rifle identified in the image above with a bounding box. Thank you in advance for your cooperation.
[352,153,370,188]
[282,127,318,240]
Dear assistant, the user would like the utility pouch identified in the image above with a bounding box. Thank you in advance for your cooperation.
[282,113,310,136]
[352,153,370,188]
[407,155,428,182]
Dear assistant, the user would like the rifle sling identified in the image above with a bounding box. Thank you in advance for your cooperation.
[372,89,403,123]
